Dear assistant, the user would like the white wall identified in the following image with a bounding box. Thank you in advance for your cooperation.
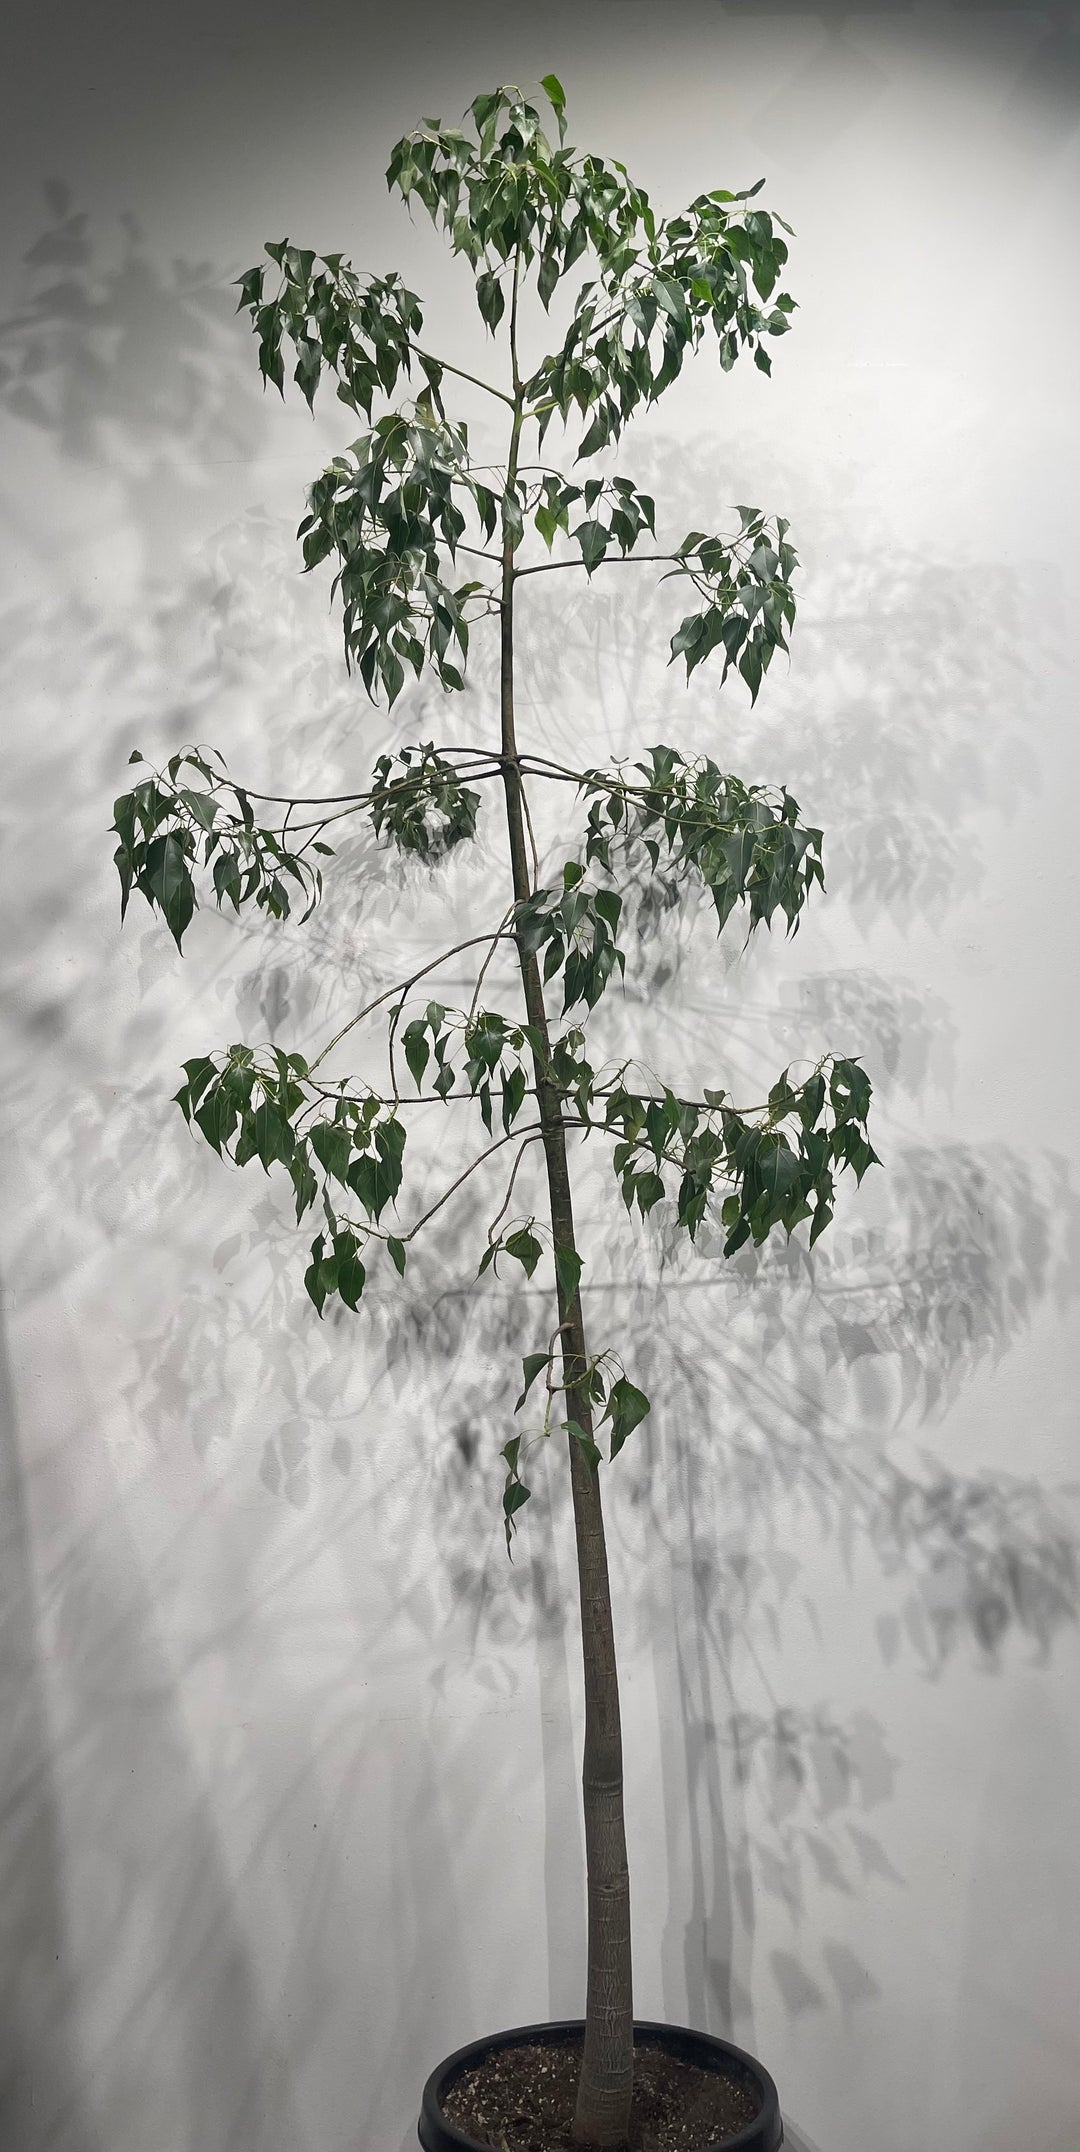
[2,6,1079,2150]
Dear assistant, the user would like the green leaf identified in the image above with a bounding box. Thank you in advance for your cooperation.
[604,1376,650,1461]
[540,72,567,145]
[538,249,560,310]
[386,1235,407,1276]
[251,1101,292,1171]
[145,834,195,951]
[830,1056,872,1124]
[503,487,524,548]
[554,1244,582,1305]
[542,935,564,984]
[634,1169,665,1216]
[566,1419,602,1473]
[288,1149,318,1223]
[575,518,608,575]
[515,1352,551,1413]
[505,1228,542,1279]
[476,270,505,334]
[334,1230,367,1312]
[593,888,621,935]
[172,1056,216,1123]
[503,1479,531,1520]
[348,1149,397,1222]
[310,1121,352,1184]
[809,1199,833,1248]
[403,1020,430,1091]
[193,1081,237,1157]
[501,1064,527,1133]
[304,1232,332,1316]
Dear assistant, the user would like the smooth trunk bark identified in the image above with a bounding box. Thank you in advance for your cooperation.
[497,382,634,2146]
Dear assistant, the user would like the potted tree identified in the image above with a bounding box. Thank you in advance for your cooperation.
[111,77,878,2152]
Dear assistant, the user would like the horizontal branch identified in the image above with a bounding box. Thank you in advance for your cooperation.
[409,340,515,409]
[514,550,679,580]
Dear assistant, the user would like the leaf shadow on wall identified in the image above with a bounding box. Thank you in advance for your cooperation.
[50,471,1076,2061]
[0,1309,108,2152]
[3,194,1078,2132]
[0,178,264,576]
[0,196,365,2152]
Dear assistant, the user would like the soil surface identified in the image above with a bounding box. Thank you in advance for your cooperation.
[439,2035,762,2150]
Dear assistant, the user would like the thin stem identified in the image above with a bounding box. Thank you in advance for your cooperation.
[178,759,509,812]
[484,1129,546,1245]
[410,341,515,409]
[509,243,524,400]
[306,932,516,1073]
[514,550,680,579]
[520,776,542,891]
[454,542,503,565]
[402,1124,543,1241]
[466,903,518,1024]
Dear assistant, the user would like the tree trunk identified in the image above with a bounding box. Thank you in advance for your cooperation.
[498,402,634,2146]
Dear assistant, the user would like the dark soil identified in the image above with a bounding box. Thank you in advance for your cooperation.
[439,2034,761,2151]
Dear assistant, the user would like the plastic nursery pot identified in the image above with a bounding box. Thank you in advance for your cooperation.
[417,2018,783,2152]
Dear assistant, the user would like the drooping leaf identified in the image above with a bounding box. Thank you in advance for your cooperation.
[145,834,195,951]
[605,1377,651,1461]
[515,1352,551,1413]
[554,1244,582,1305]
[505,1227,543,1279]
[566,1419,602,1472]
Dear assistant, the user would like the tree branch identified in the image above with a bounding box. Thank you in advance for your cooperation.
[466,902,518,1024]
[514,551,680,580]
[410,340,516,409]
[484,1128,546,1247]
[402,1123,544,1242]
[454,542,503,566]
[305,932,518,1074]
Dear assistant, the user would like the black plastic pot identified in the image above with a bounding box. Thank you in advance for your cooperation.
[418,2018,783,2152]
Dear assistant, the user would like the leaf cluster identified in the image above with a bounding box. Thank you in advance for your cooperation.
[514,860,625,1013]
[402,1000,536,1134]
[530,471,656,570]
[385,81,796,462]
[581,745,824,936]
[386,77,643,297]
[173,1046,408,1311]
[604,1057,879,1252]
[368,742,481,859]
[665,505,798,701]
[298,411,493,705]
[235,244,440,419]
[112,749,331,951]
[501,1339,651,1553]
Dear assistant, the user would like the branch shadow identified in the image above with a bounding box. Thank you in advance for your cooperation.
[0,1301,104,2152]
[3,188,1077,2138]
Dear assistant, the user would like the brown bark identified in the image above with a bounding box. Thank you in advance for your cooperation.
[497,369,634,2147]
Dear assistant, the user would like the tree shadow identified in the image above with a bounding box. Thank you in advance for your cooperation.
[0,179,265,575]
[3,186,1077,2137]
[0,1304,105,2152]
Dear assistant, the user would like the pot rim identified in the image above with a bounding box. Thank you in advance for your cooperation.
[419,2016,782,2152]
